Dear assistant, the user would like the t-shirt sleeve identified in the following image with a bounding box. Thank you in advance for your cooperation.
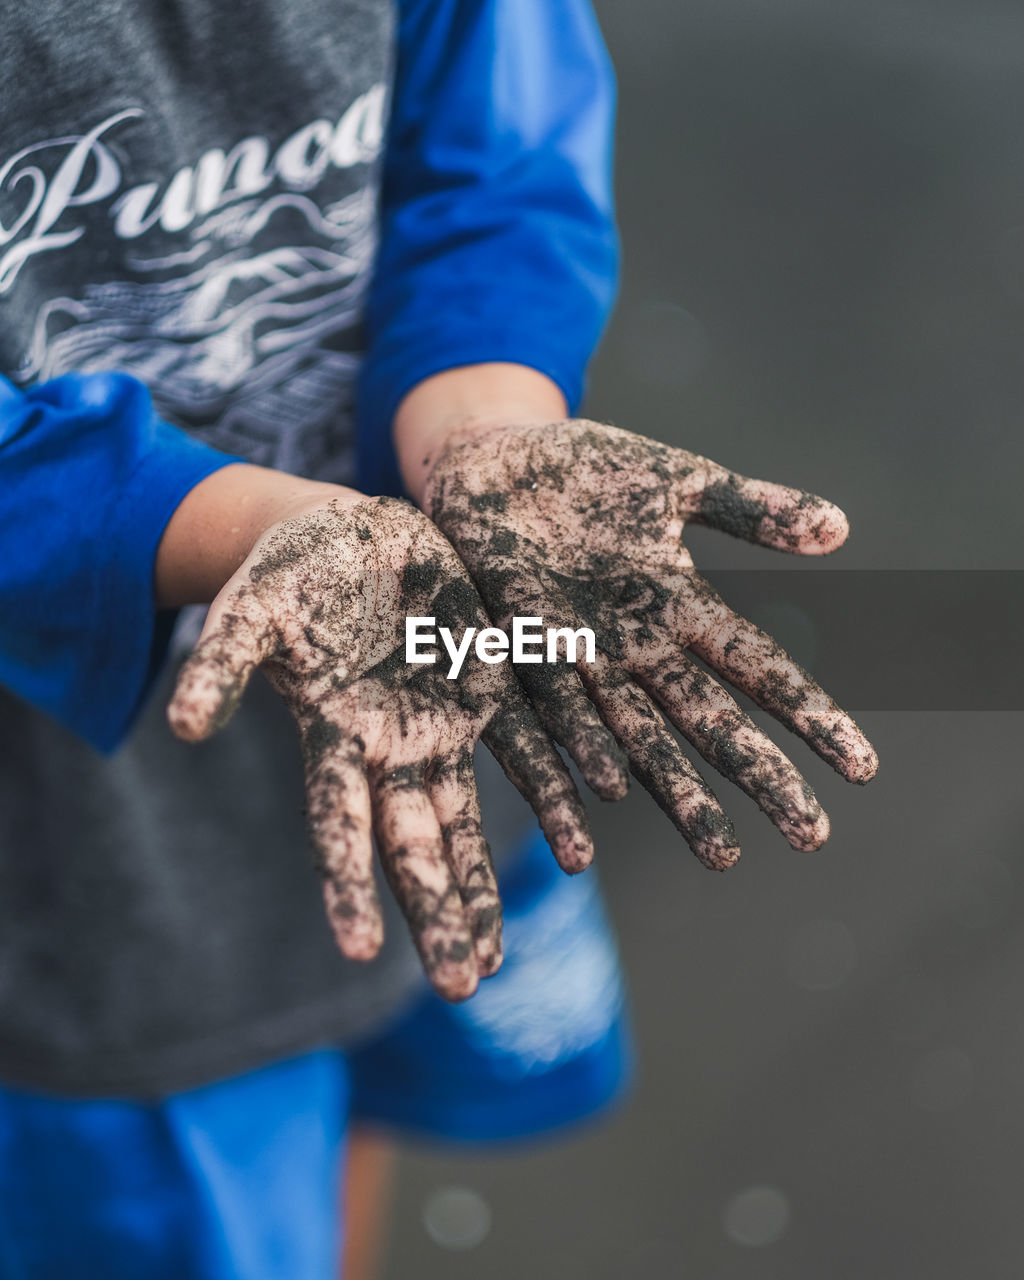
[357,0,619,496]
[0,371,238,753]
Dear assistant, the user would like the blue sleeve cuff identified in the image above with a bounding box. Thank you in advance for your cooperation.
[355,0,619,497]
[0,373,239,753]
[357,325,588,499]
[91,416,240,753]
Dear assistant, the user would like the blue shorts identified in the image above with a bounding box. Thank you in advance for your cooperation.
[0,834,631,1280]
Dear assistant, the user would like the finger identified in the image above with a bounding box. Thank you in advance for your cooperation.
[371,763,479,1002]
[167,588,276,741]
[636,657,831,851]
[687,588,879,783]
[459,569,628,800]
[582,658,740,871]
[427,749,503,977]
[483,695,595,875]
[515,660,629,802]
[303,735,383,961]
[679,457,850,555]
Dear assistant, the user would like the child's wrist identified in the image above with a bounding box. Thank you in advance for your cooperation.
[393,363,568,508]
[155,464,362,607]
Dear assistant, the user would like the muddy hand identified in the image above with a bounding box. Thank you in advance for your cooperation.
[424,420,878,871]
[167,495,590,1000]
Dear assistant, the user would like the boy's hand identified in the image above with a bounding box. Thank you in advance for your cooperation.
[423,418,879,870]
[167,494,591,1001]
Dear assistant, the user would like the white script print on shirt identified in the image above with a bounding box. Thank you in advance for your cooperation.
[0,88,387,482]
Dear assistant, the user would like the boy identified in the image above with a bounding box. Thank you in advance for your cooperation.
[0,2,875,1276]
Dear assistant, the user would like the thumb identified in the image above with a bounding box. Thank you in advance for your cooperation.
[680,456,850,554]
[167,587,275,741]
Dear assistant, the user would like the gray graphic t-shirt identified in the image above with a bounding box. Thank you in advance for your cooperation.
[2,1,388,481]
[0,0,533,1095]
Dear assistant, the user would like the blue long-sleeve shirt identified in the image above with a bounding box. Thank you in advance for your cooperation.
[357,0,619,496]
[0,0,618,752]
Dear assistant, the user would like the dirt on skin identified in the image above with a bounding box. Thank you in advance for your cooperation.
[167,496,592,1003]
[425,419,878,869]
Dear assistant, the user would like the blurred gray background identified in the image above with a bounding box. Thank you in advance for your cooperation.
[382,1,1024,1275]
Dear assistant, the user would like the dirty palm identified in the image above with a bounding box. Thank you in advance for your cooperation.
[169,423,877,999]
